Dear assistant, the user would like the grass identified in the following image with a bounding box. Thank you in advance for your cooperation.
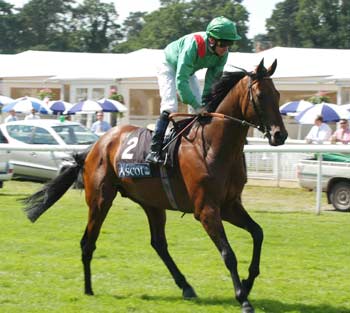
[0,180,350,313]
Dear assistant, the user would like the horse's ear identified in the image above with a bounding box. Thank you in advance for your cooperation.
[256,58,265,74]
[267,59,277,77]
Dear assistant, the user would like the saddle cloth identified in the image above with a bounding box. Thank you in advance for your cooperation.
[117,117,196,178]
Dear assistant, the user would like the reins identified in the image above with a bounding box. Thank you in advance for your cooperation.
[162,66,274,150]
[162,111,258,151]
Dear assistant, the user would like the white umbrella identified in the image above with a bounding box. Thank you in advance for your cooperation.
[341,103,350,112]
[295,102,350,124]
[97,98,127,112]
[0,95,14,106]
[2,96,51,114]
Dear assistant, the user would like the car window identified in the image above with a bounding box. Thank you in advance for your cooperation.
[53,125,98,145]
[6,125,35,144]
[33,127,58,145]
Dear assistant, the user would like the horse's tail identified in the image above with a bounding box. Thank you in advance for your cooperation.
[22,147,91,223]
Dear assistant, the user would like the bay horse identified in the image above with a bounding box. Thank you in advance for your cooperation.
[23,59,287,313]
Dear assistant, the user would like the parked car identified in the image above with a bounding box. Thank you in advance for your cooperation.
[297,154,350,212]
[0,151,13,188]
[0,119,99,181]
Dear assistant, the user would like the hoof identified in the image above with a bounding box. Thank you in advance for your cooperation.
[85,289,94,296]
[242,301,254,313]
[183,286,197,299]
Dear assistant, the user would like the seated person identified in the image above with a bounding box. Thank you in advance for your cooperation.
[305,115,332,144]
[330,119,350,144]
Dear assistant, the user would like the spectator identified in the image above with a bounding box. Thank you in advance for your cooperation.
[25,108,40,120]
[4,109,18,123]
[305,115,332,144]
[330,119,350,144]
[91,111,111,134]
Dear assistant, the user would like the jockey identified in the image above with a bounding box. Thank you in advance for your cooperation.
[146,16,241,163]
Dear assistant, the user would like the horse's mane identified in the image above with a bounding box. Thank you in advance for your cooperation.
[204,71,246,113]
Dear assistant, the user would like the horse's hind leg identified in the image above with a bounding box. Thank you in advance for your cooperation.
[143,206,197,299]
[221,200,263,296]
[81,182,117,295]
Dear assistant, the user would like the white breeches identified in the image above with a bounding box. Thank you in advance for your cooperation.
[157,55,202,114]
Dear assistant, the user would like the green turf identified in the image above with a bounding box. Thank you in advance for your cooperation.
[0,181,349,313]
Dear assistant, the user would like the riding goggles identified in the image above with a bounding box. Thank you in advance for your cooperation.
[216,39,234,47]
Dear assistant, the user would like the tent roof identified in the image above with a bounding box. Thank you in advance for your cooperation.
[1,47,350,81]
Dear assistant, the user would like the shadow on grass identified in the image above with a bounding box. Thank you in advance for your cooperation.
[255,298,350,313]
[0,192,29,197]
[132,294,350,313]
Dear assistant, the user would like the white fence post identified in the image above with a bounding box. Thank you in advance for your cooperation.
[316,153,323,215]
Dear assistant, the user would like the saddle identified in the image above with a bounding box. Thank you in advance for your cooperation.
[117,117,197,179]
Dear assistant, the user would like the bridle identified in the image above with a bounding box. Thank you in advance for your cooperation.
[247,75,272,139]
[231,65,273,139]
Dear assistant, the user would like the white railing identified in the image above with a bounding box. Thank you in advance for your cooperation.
[1,142,349,214]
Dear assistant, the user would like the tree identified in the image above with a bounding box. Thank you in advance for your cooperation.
[0,0,21,53]
[17,0,74,51]
[122,11,146,40]
[113,0,251,52]
[296,0,339,48]
[266,0,300,47]
[69,0,122,52]
[266,0,350,49]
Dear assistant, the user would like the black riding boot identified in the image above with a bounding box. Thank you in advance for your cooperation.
[146,111,170,164]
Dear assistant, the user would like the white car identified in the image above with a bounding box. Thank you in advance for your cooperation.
[0,152,13,188]
[297,156,350,212]
[0,119,99,181]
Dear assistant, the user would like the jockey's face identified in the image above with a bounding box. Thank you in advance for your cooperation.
[214,45,229,57]
[208,37,230,57]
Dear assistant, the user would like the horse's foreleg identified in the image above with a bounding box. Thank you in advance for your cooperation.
[143,206,197,299]
[81,184,117,295]
[221,201,263,296]
[199,205,254,313]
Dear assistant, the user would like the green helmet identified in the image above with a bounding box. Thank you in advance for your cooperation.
[206,16,241,41]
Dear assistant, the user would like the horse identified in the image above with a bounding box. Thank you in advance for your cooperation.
[23,58,287,313]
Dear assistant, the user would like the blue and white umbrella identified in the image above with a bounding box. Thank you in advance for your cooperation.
[295,102,350,124]
[2,96,51,114]
[279,100,313,115]
[67,100,103,114]
[97,98,127,112]
[0,95,14,106]
[48,100,73,114]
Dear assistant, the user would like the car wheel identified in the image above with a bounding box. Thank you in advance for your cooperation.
[330,181,350,212]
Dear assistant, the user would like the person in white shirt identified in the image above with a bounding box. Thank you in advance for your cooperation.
[4,109,18,123]
[25,108,40,120]
[305,115,332,144]
[91,111,111,134]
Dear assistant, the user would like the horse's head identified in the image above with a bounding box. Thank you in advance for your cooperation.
[240,58,288,146]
